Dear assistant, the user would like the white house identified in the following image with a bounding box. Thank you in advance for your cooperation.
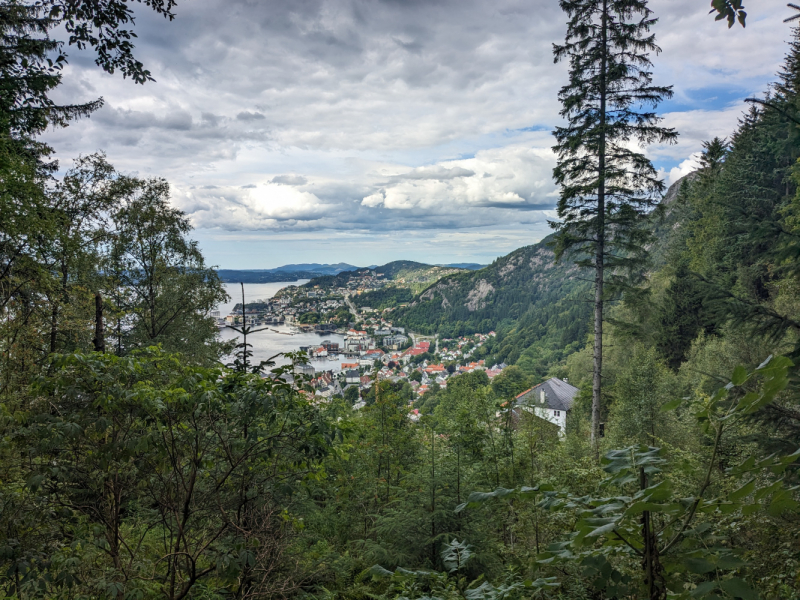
[515,377,578,436]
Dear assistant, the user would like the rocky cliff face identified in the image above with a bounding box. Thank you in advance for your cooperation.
[662,171,698,206]
[396,233,592,339]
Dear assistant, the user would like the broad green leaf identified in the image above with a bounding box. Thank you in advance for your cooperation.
[719,577,759,600]
[365,564,393,578]
[625,501,673,516]
[767,489,799,517]
[685,558,715,574]
[730,365,748,386]
[691,581,718,597]
[729,480,755,502]
[584,521,618,538]
[716,555,746,570]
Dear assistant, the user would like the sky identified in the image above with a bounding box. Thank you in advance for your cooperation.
[44,0,795,269]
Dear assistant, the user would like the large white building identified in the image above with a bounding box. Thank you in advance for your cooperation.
[515,377,578,435]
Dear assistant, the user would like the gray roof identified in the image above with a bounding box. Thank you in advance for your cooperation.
[515,377,578,412]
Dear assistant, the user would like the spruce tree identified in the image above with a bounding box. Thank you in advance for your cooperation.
[551,0,677,451]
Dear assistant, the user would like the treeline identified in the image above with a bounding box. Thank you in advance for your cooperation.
[1,153,229,379]
[217,270,323,284]
[351,287,414,310]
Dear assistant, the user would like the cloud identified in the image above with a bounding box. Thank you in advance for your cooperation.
[236,111,266,121]
[94,106,194,131]
[666,153,703,187]
[361,142,556,214]
[271,174,308,185]
[361,191,384,208]
[39,0,794,266]
[173,182,328,230]
[389,165,476,181]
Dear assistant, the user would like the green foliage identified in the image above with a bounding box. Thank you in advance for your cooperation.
[103,175,229,363]
[365,539,559,600]
[710,0,747,28]
[551,0,676,274]
[551,0,677,448]
[351,287,414,310]
[0,348,334,598]
[490,366,532,400]
[460,357,800,599]
[298,311,321,324]
[607,345,683,446]
[345,384,360,404]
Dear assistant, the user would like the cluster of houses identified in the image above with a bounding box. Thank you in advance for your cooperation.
[212,290,346,328]
[299,326,409,361]
[299,336,507,400]
[298,353,578,436]
[439,332,496,362]
[284,320,580,436]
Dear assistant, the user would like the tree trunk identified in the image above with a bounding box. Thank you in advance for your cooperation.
[94,293,105,353]
[640,467,663,600]
[430,428,436,565]
[591,0,608,458]
[50,302,59,354]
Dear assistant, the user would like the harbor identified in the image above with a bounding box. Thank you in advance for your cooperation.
[215,282,348,372]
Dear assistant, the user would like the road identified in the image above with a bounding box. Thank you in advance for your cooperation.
[344,293,359,319]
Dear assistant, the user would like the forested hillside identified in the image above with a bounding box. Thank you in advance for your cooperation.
[304,260,468,293]
[217,263,359,283]
[395,239,592,374]
[2,2,800,600]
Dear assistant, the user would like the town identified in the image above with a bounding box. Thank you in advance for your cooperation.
[211,282,524,407]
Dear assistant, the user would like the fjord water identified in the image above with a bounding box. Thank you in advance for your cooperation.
[216,282,346,372]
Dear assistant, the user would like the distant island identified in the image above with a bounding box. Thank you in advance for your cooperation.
[216,261,484,283]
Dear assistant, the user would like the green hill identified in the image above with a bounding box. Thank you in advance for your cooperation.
[302,260,467,293]
[394,236,593,374]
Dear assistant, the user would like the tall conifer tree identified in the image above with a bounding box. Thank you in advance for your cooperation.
[551,0,677,451]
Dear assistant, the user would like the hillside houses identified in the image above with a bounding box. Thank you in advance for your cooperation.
[401,341,430,363]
